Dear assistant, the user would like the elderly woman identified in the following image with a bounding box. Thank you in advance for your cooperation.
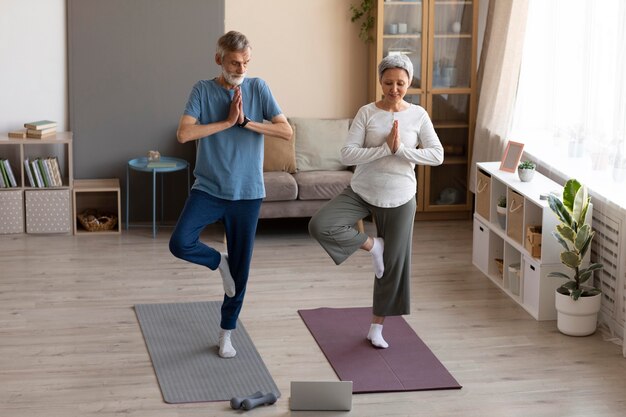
[308,54,443,348]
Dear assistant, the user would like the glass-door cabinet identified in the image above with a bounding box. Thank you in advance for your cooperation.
[372,0,478,218]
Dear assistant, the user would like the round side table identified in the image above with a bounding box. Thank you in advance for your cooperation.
[126,156,190,237]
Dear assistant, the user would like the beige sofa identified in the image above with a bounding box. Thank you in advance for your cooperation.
[259,118,353,219]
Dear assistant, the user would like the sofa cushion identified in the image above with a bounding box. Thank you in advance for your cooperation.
[290,117,349,171]
[263,124,296,173]
[263,171,298,202]
[293,171,352,201]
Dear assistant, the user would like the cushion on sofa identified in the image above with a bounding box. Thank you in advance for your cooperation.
[263,124,296,173]
[293,171,352,201]
[290,118,349,172]
[263,171,298,202]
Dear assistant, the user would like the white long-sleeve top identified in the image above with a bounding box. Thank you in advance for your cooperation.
[341,103,444,208]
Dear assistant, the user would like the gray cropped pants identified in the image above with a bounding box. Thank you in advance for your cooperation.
[308,187,416,316]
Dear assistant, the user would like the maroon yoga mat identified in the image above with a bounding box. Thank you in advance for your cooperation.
[298,307,461,393]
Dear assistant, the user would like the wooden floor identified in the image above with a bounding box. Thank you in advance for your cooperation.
[1,219,624,417]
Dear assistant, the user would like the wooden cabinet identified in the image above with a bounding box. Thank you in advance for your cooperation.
[472,162,593,320]
[0,132,73,234]
[371,0,478,219]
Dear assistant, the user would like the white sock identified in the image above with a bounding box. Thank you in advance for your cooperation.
[218,253,236,298]
[367,323,389,348]
[369,237,385,279]
[218,329,237,358]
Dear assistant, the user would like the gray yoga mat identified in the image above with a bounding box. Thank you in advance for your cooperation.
[135,301,280,403]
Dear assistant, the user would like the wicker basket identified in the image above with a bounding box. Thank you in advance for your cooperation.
[77,209,118,232]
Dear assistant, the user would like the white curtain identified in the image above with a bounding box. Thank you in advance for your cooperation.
[511,0,626,188]
[469,0,529,192]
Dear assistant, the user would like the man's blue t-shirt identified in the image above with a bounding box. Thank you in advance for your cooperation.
[183,77,282,200]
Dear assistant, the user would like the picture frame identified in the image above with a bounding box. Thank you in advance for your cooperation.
[499,141,525,172]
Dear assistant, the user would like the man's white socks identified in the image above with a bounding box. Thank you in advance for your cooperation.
[367,323,389,349]
[369,237,385,279]
[218,329,236,358]
[218,252,236,297]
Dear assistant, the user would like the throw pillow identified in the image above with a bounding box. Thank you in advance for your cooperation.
[263,123,296,173]
[290,118,349,171]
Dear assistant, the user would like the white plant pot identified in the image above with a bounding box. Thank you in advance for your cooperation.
[554,290,601,336]
[518,168,535,182]
[496,206,506,229]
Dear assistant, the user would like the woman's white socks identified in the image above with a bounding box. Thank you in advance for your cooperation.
[219,329,236,358]
[218,253,236,297]
[369,237,385,279]
[367,323,389,348]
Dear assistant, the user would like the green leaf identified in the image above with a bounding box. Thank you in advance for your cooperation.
[562,281,577,290]
[556,224,576,243]
[547,271,571,279]
[563,179,581,212]
[571,288,583,300]
[578,270,592,284]
[548,195,573,226]
[551,231,570,251]
[578,230,594,259]
[572,185,588,227]
[574,224,590,251]
[561,251,581,269]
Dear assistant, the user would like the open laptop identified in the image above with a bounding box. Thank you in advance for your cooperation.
[289,380,353,411]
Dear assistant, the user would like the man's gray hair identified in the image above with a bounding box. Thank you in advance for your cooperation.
[216,31,251,59]
[378,54,413,83]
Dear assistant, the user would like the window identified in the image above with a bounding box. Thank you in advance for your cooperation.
[510,0,626,209]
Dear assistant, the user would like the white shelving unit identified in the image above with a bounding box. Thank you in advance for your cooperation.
[472,162,592,320]
[0,132,73,234]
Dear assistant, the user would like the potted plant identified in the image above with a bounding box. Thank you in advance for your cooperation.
[496,195,507,229]
[517,160,536,182]
[547,179,603,336]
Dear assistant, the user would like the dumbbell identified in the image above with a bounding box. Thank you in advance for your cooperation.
[241,393,277,410]
[230,391,263,409]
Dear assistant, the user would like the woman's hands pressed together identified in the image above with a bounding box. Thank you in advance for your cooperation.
[386,119,401,154]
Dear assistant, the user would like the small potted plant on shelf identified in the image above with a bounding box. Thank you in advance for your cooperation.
[496,195,507,229]
[547,179,603,336]
[518,160,536,182]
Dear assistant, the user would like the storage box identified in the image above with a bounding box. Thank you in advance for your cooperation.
[506,189,524,244]
[508,262,521,295]
[475,169,491,221]
[0,190,24,234]
[525,225,542,258]
[25,189,72,234]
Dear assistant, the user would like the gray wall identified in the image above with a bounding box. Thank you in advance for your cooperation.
[68,0,224,224]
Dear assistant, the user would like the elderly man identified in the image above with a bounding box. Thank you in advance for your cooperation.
[170,31,292,358]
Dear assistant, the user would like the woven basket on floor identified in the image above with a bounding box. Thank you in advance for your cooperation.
[77,209,118,232]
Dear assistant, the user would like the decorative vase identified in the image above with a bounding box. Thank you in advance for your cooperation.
[554,289,601,336]
[518,167,535,182]
[496,206,506,229]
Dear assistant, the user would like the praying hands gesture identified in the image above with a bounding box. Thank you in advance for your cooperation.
[386,120,401,154]
[227,87,244,126]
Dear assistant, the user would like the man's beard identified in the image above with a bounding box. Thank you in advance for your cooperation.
[223,70,245,87]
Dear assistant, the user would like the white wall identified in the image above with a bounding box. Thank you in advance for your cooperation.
[0,0,67,132]
[226,0,370,119]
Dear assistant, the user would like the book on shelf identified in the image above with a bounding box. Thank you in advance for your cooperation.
[1,159,17,187]
[44,157,61,187]
[8,129,27,139]
[49,156,63,186]
[27,127,56,136]
[37,158,51,187]
[147,161,177,168]
[27,130,56,139]
[0,163,6,188]
[24,158,35,187]
[24,120,57,130]
[31,159,44,188]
